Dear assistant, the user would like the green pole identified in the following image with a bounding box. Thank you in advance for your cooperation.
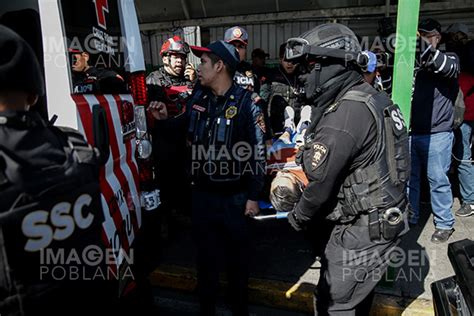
[391,0,421,127]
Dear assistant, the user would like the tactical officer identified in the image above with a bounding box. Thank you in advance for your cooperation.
[146,36,196,239]
[285,24,410,315]
[69,48,126,94]
[0,25,112,316]
[149,40,265,316]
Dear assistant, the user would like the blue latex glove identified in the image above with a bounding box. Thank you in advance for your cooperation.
[362,51,377,73]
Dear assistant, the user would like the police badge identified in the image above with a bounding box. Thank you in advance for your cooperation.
[225,106,238,119]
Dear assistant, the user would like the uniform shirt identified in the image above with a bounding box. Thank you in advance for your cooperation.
[161,83,265,200]
[72,66,126,94]
[294,84,378,222]
[187,84,265,201]
[234,61,260,93]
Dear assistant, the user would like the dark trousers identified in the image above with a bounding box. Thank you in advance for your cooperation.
[315,220,399,316]
[192,188,250,316]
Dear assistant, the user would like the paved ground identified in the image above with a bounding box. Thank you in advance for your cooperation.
[153,196,473,313]
[153,288,309,315]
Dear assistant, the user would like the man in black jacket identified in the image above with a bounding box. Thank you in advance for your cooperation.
[409,18,460,243]
[285,23,410,315]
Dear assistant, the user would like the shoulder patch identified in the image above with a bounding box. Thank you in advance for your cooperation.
[311,142,328,171]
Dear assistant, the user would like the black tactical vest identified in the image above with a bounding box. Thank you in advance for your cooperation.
[270,82,299,108]
[325,86,410,223]
[0,114,105,315]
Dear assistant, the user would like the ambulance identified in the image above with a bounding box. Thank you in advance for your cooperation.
[0,0,159,285]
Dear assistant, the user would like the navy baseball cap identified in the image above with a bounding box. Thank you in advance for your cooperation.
[191,40,240,71]
[419,18,441,33]
[224,26,248,45]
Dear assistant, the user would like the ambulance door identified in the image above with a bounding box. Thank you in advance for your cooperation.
[50,0,142,265]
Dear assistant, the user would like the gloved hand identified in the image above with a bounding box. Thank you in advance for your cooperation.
[288,209,304,231]
[416,36,437,67]
[360,51,377,73]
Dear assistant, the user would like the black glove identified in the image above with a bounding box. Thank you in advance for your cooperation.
[288,209,304,232]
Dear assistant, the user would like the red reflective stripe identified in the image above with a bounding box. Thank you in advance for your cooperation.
[112,95,140,232]
[96,95,138,241]
[73,95,94,143]
[73,94,130,252]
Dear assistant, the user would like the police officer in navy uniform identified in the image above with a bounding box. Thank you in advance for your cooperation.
[224,26,260,94]
[284,24,410,315]
[149,40,265,316]
[0,25,114,316]
[224,26,273,143]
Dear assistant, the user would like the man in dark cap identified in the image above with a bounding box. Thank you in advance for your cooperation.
[409,18,460,242]
[149,40,265,316]
[0,25,111,315]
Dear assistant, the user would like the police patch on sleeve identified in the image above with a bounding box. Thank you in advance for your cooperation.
[256,113,266,134]
[311,143,328,171]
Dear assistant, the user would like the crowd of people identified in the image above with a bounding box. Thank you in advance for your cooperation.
[144,19,473,315]
[1,14,473,316]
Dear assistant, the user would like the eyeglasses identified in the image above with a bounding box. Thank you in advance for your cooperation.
[285,38,310,60]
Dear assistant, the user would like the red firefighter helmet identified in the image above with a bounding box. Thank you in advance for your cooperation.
[160,36,190,56]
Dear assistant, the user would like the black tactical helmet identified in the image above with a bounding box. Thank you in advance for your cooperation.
[286,23,361,61]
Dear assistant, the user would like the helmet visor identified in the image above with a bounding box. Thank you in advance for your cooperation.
[285,38,309,60]
[169,41,190,55]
